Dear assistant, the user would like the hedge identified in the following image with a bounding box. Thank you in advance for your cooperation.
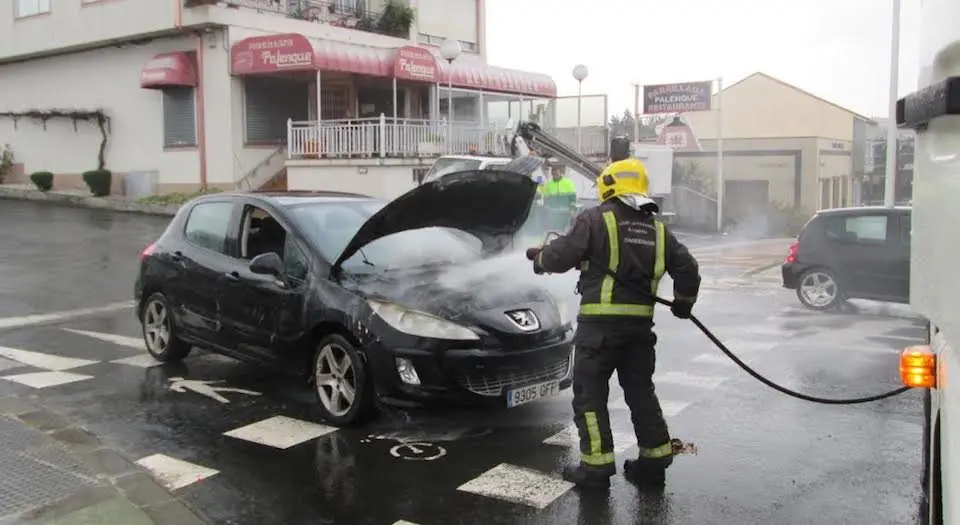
[29,171,54,192]
[82,169,112,197]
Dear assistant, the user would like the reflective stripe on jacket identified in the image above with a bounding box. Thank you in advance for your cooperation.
[535,199,701,322]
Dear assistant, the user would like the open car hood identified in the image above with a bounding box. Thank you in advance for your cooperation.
[332,170,538,271]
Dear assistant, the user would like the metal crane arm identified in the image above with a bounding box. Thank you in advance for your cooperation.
[507,121,603,181]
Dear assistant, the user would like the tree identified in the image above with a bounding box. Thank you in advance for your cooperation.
[608,109,674,141]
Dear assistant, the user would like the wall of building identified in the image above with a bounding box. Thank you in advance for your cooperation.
[682,74,858,143]
[0,35,205,193]
[1,0,177,62]
[677,137,825,212]
[411,0,479,54]
[286,159,435,199]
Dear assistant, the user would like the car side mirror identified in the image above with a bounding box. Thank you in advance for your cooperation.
[250,252,284,278]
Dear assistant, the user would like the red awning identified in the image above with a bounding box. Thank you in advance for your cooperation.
[314,39,393,77]
[439,61,557,98]
[140,52,198,89]
[231,33,316,75]
[229,33,556,97]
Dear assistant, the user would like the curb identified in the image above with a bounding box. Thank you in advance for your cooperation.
[0,187,179,217]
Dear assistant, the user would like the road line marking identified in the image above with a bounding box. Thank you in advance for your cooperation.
[875,334,923,342]
[64,329,143,350]
[0,371,94,388]
[223,416,338,449]
[135,454,219,491]
[0,301,135,330]
[0,346,99,371]
[656,371,728,390]
[542,424,635,453]
[457,463,573,509]
[110,355,163,368]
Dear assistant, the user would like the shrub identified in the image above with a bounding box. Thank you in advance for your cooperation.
[377,0,415,37]
[29,171,54,191]
[0,144,13,184]
[138,188,222,206]
[82,169,112,197]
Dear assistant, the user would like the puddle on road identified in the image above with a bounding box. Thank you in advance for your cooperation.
[364,427,494,443]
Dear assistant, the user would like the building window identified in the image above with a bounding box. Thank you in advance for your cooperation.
[417,33,477,53]
[15,0,50,17]
[162,88,198,148]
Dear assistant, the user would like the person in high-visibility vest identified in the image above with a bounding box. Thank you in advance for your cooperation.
[539,160,578,231]
[525,146,701,490]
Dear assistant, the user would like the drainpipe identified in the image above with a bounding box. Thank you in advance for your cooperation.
[195,34,208,190]
[174,0,182,29]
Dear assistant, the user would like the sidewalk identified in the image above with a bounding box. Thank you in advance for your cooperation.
[0,397,207,525]
[0,185,178,217]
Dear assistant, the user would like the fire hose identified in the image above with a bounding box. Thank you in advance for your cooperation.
[535,231,913,405]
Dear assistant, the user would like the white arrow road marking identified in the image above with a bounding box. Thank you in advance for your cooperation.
[0,346,98,371]
[64,329,144,350]
[167,377,261,404]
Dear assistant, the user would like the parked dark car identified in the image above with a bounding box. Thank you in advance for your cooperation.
[134,171,574,426]
[781,206,911,310]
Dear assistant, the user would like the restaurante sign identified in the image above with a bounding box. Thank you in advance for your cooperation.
[643,81,713,114]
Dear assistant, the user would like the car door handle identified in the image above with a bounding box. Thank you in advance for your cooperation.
[223,271,241,282]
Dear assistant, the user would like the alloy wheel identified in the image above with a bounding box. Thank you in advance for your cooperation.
[143,300,171,354]
[315,343,357,417]
[799,271,838,308]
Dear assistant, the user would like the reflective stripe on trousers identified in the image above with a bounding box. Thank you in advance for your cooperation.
[581,411,616,466]
[579,212,666,317]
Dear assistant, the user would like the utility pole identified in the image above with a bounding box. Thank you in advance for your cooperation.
[884,0,901,208]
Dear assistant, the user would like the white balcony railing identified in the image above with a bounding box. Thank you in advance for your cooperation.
[286,116,610,160]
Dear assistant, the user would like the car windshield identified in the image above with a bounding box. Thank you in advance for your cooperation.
[287,201,481,272]
[422,158,482,183]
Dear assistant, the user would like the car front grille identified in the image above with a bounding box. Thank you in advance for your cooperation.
[458,356,571,397]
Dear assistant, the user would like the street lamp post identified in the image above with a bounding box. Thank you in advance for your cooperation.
[884,0,901,208]
[573,64,588,153]
[440,39,463,154]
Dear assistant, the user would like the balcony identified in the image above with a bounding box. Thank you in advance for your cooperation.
[286,117,610,160]
[184,0,415,39]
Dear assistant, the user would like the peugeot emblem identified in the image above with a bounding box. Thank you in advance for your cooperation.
[505,309,540,331]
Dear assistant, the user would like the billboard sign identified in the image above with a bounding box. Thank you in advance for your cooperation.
[643,81,713,114]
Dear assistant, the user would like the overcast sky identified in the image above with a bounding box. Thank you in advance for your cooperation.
[485,0,921,120]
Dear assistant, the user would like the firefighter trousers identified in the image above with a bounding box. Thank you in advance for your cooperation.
[571,323,672,474]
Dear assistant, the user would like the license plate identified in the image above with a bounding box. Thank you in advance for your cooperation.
[506,380,561,408]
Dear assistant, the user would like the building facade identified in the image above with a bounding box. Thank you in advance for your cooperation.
[676,73,874,227]
[0,0,556,197]
[862,117,915,205]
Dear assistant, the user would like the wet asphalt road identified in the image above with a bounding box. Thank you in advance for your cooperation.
[0,200,927,525]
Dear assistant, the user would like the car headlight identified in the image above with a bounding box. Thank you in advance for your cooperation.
[367,300,479,341]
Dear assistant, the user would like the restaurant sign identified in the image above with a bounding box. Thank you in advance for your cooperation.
[643,81,713,114]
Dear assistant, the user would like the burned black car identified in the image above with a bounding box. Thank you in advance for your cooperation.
[134,171,574,425]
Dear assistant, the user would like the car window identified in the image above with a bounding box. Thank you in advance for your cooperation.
[482,161,509,170]
[284,238,309,283]
[825,214,888,244]
[422,158,482,183]
[288,201,481,271]
[184,202,234,254]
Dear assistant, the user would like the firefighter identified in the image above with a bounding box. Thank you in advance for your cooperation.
[525,151,701,489]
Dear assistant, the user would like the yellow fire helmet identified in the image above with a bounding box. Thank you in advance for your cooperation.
[597,158,649,202]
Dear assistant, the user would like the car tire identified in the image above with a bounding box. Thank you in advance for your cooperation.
[311,334,375,426]
[140,292,192,362]
[795,268,843,310]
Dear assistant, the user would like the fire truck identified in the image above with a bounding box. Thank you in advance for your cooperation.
[895,0,960,522]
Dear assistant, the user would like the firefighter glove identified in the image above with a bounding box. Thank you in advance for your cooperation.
[671,300,693,319]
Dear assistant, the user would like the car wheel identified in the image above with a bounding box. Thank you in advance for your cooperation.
[796,269,842,310]
[312,334,374,426]
[140,293,192,362]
